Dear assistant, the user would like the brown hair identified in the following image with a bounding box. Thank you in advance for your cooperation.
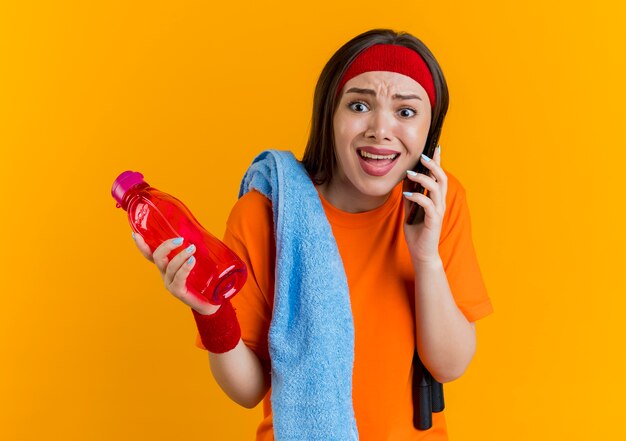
[301,28,450,185]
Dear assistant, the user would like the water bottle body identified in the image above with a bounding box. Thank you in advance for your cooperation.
[124,184,247,305]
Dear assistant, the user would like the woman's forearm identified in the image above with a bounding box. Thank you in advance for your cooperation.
[413,257,476,383]
[208,339,270,408]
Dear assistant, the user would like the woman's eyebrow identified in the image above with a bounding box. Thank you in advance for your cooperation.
[345,87,423,101]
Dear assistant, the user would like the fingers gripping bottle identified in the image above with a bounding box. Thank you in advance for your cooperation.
[111,171,247,305]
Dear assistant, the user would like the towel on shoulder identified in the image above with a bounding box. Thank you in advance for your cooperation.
[239,149,359,441]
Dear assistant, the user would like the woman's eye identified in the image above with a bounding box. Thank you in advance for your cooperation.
[399,108,417,118]
[348,101,369,112]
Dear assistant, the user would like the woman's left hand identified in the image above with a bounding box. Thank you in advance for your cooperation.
[403,145,447,265]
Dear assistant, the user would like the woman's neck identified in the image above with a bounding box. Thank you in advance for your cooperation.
[315,179,393,213]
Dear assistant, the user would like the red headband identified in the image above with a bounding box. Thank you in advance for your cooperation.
[336,44,436,109]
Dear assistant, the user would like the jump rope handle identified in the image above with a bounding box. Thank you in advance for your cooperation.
[431,373,445,412]
[412,350,445,430]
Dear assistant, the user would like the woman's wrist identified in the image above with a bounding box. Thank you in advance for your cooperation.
[411,254,443,271]
[193,303,221,316]
[191,300,241,353]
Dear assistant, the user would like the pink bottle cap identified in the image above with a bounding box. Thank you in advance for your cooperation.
[112,171,147,208]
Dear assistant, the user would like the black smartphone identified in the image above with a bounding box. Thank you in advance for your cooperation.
[405,123,443,225]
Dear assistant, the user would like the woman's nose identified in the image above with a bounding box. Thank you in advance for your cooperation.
[365,109,394,141]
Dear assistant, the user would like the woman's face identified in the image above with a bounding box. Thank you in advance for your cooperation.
[328,70,432,211]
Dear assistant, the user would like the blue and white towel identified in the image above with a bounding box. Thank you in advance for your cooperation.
[239,149,359,441]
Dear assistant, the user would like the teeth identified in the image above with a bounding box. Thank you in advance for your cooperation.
[359,150,398,160]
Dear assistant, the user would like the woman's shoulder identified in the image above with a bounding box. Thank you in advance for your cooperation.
[440,167,473,240]
[442,167,468,213]
[226,189,274,239]
[230,189,272,215]
[443,167,466,199]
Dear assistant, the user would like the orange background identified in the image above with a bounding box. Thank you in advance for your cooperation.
[1,1,625,439]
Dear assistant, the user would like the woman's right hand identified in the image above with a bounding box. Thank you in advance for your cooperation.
[132,233,221,316]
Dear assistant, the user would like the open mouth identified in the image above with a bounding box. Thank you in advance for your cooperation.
[356,148,400,176]
[358,149,400,162]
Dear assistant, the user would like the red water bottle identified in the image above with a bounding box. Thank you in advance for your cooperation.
[111,171,247,305]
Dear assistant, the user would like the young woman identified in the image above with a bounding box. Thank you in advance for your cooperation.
[133,28,494,441]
